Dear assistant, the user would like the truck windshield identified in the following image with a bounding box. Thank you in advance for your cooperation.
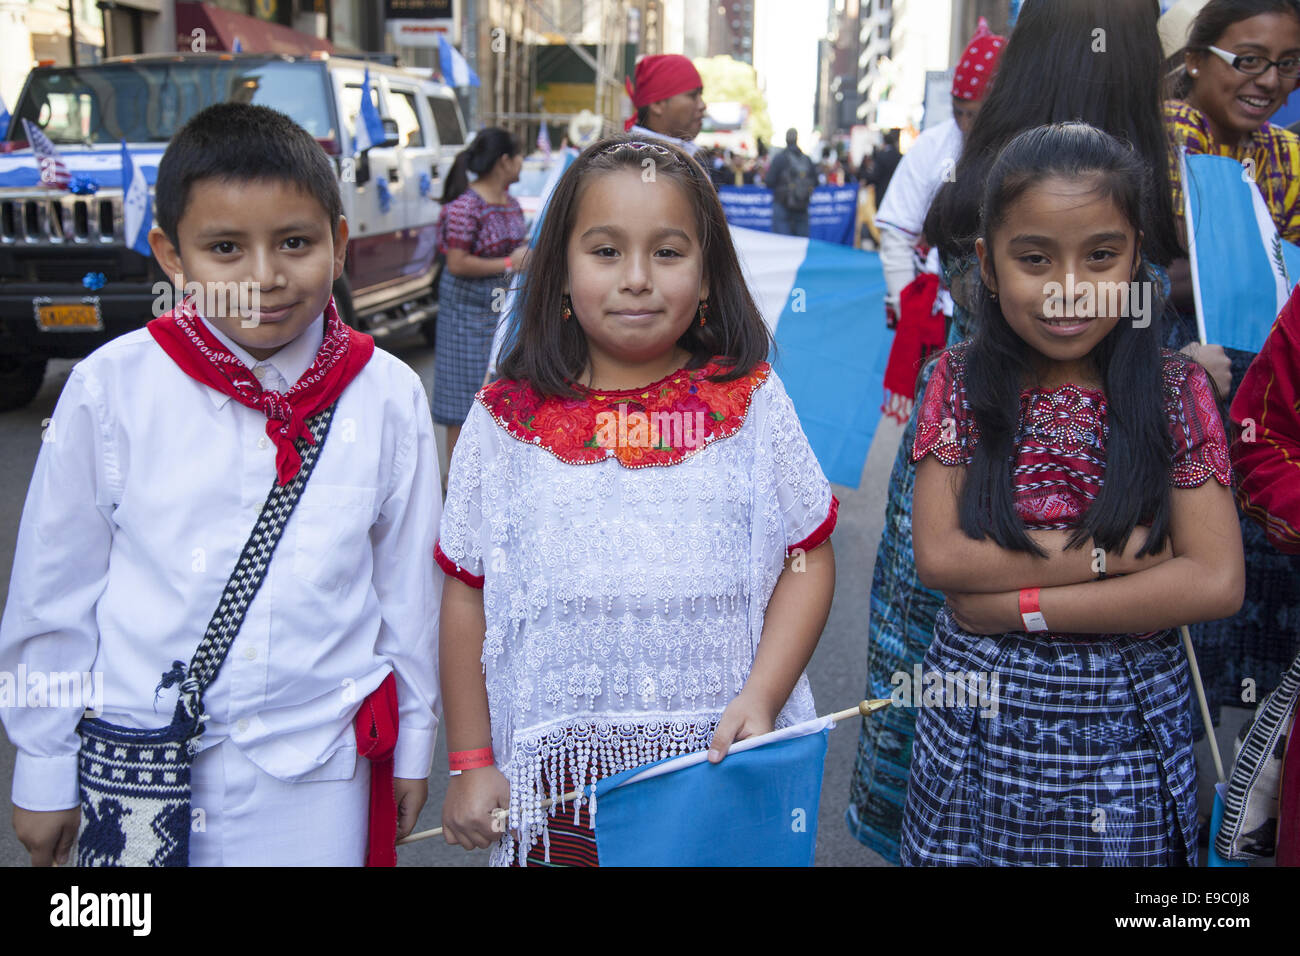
[9,59,335,144]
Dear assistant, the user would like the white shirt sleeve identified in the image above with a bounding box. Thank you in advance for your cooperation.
[1,368,116,811]
[371,373,443,780]
[436,402,487,585]
[758,374,836,554]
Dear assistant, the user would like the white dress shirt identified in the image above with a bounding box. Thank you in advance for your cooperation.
[875,118,964,311]
[1,315,442,811]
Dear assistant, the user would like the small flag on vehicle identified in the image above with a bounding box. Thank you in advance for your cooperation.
[353,68,387,153]
[120,140,153,257]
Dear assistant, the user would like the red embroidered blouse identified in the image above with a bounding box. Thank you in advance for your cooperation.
[912,348,1233,531]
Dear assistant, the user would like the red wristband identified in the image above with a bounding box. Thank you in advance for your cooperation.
[1018,587,1049,632]
[449,747,494,772]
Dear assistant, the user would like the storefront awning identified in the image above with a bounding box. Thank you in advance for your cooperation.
[175,1,334,56]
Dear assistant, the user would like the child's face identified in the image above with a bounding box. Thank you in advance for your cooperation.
[977,175,1140,371]
[149,177,348,360]
[565,168,708,369]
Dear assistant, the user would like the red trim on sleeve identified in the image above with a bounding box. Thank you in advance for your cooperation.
[788,495,838,556]
[434,540,484,588]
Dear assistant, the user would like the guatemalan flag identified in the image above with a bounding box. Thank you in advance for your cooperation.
[588,714,835,866]
[120,140,152,257]
[22,118,70,189]
[438,34,480,88]
[1182,150,1300,351]
[353,68,387,153]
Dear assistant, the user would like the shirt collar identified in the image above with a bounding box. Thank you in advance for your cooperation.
[628,124,699,157]
[194,310,326,409]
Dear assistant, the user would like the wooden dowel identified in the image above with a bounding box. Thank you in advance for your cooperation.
[398,699,892,847]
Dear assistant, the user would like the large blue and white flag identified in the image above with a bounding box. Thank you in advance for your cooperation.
[353,68,387,153]
[438,35,480,88]
[738,228,889,487]
[589,714,834,866]
[1183,150,1296,352]
[120,140,152,257]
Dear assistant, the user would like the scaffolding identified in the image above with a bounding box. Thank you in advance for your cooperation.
[476,0,638,146]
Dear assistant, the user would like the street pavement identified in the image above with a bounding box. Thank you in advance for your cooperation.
[0,329,902,867]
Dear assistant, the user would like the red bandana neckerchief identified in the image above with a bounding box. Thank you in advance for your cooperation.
[147,296,375,485]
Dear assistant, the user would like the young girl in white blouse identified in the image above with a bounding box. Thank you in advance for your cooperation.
[436,136,838,866]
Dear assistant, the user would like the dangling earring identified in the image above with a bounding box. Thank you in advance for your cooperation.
[561,294,572,321]
[697,300,709,327]
[989,290,999,301]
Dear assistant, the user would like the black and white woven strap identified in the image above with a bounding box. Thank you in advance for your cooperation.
[176,403,337,731]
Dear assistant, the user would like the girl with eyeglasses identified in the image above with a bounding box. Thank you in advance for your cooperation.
[1166,0,1300,244]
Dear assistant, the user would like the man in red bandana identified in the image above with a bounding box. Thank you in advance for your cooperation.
[625,53,707,157]
[878,17,1006,420]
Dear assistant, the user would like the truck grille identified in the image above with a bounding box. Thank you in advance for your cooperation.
[0,190,124,246]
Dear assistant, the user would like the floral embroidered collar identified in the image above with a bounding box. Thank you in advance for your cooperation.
[478,359,771,468]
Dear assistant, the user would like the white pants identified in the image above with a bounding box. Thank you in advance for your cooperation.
[188,739,370,866]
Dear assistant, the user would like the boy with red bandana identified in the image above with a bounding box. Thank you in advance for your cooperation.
[0,103,440,867]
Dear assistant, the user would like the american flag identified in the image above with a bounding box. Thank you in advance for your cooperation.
[22,118,70,189]
[537,119,552,159]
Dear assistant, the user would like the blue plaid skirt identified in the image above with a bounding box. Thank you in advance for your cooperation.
[900,607,1199,866]
[432,270,507,425]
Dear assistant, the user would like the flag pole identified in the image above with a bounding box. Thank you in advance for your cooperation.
[397,698,894,846]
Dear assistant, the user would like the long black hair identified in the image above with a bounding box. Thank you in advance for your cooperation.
[1169,0,1300,99]
[926,0,1181,266]
[497,135,771,397]
[441,127,520,203]
[958,123,1186,559]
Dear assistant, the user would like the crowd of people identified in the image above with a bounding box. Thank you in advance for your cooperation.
[1,0,1298,870]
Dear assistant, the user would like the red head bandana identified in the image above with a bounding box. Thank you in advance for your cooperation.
[951,17,1006,102]
[624,54,704,132]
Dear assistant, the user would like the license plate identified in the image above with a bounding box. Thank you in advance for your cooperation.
[34,298,103,332]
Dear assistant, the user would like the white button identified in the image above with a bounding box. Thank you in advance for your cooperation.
[252,365,267,380]
[236,718,249,733]
[258,437,269,449]
[244,646,257,661]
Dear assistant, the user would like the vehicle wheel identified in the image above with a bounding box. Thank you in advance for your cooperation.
[0,357,47,411]
[332,274,358,328]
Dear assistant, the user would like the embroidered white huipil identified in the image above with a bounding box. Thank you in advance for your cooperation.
[436,363,835,864]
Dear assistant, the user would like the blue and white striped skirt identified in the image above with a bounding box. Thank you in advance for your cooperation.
[432,270,507,426]
[899,607,1199,866]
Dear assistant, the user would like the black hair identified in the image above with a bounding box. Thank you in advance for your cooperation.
[636,105,650,127]
[925,0,1181,266]
[441,127,521,203]
[154,102,341,249]
[957,122,1188,559]
[497,135,771,397]
[1170,0,1300,98]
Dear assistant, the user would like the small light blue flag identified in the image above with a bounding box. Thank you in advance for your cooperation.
[232,36,243,53]
[1184,150,1294,351]
[439,34,481,88]
[354,68,387,153]
[589,715,832,866]
[120,140,152,257]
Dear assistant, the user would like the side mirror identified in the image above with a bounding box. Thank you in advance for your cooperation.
[381,118,400,148]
